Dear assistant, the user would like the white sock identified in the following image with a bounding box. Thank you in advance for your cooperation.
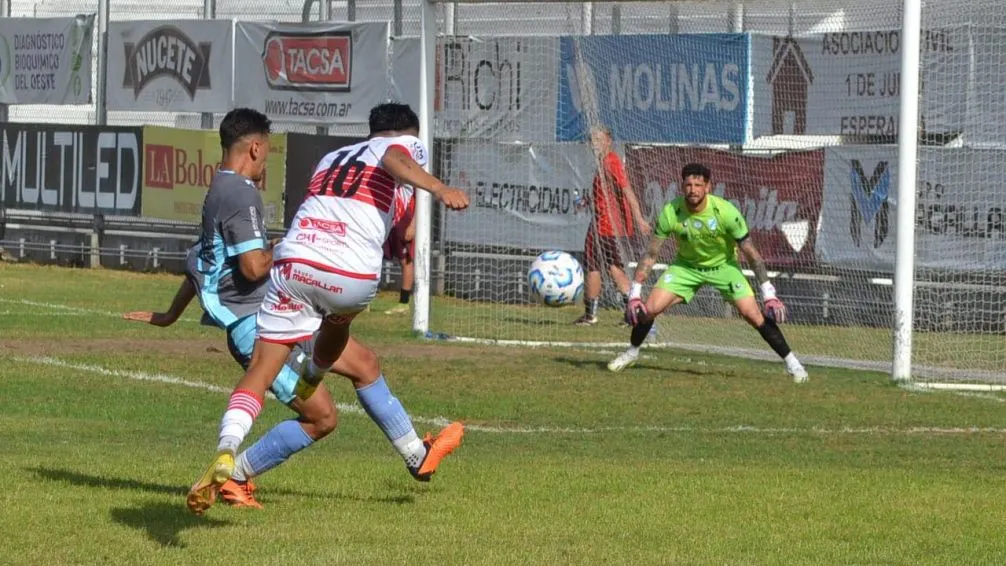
[218,409,253,453]
[392,430,428,468]
[784,353,802,367]
[627,346,640,356]
[217,390,262,453]
[231,452,253,481]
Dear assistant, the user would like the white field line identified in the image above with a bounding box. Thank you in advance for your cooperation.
[13,355,1006,436]
[0,298,200,322]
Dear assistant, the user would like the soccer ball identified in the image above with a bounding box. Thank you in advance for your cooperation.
[527,251,584,307]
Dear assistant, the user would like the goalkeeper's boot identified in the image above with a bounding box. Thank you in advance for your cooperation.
[186,449,235,515]
[607,349,639,372]
[409,421,465,482]
[573,313,598,326]
[219,478,263,509]
[787,360,809,384]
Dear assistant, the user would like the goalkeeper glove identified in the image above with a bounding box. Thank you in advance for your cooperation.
[625,283,648,326]
[760,281,788,323]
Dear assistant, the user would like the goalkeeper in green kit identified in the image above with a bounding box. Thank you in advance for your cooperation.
[607,163,809,383]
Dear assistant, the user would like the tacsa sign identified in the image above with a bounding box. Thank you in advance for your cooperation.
[0,124,142,215]
[262,31,351,92]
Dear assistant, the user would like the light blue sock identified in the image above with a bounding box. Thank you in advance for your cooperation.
[233,420,314,480]
[357,376,426,467]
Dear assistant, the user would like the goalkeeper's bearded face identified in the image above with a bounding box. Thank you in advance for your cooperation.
[683,175,710,209]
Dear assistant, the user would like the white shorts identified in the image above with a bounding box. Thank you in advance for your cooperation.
[256,260,378,344]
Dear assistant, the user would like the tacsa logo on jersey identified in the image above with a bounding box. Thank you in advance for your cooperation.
[849,159,891,249]
[122,26,212,99]
[262,31,351,92]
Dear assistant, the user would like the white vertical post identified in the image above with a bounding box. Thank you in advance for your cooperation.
[412,0,436,335]
[200,0,215,129]
[892,0,922,382]
[95,0,110,125]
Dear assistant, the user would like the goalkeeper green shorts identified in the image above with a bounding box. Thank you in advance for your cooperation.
[654,262,754,304]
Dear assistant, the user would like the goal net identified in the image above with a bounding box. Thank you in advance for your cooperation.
[421,0,1006,384]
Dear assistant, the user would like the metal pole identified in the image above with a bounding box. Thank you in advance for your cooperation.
[95,0,110,125]
[892,0,923,382]
[581,2,593,35]
[435,3,456,297]
[200,0,215,129]
[347,0,355,21]
[315,0,331,136]
[413,0,436,335]
[393,0,403,36]
[611,2,621,35]
[0,0,8,123]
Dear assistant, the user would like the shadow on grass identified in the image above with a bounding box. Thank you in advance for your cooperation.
[111,500,229,548]
[29,466,416,505]
[550,356,672,373]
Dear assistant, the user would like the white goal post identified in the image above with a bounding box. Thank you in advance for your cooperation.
[410,0,1006,389]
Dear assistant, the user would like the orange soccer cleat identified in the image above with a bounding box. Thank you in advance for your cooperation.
[409,421,465,481]
[219,478,263,509]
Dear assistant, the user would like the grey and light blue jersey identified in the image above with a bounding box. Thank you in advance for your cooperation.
[191,170,269,329]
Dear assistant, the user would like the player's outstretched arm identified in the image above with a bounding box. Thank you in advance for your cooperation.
[739,239,787,322]
[123,277,197,327]
[382,148,469,210]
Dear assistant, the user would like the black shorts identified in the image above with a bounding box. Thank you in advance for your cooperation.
[584,230,624,272]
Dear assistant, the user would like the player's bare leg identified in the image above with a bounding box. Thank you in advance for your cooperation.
[187,340,293,515]
[734,296,808,383]
[608,264,632,326]
[575,270,604,326]
[299,316,464,481]
[386,258,413,315]
[609,287,682,372]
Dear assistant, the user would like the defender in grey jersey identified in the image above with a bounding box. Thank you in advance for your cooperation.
[124,108,390,513]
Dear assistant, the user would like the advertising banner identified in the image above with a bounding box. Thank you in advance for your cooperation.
[750,30,966,138]
[556,34,749,143]
[141,126,286,228]
[625,146,824,268]
[283,132,363,226]
[821,146,1006,271]
[442,141,596,252]
[233,21,389,124]
[0,123,141,215]
[0,16,94,104]
[106,20,233,112]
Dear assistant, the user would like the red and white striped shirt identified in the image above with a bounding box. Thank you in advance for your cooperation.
[275,135,429,278]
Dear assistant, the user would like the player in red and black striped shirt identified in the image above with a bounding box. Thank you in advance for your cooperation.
[575,126,650,326]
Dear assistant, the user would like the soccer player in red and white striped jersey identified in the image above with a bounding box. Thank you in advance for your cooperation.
[186,103,469,515]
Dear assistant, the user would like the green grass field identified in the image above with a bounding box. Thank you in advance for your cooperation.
[2,263,1006,565]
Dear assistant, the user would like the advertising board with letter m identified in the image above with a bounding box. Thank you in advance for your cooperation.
[556,34,749,144]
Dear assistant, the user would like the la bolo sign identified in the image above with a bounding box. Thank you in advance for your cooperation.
[140,126,286,228]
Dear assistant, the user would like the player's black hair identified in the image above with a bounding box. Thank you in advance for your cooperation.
[219,108,272,151]
[681,163,711,182]
[369,102,420,135]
